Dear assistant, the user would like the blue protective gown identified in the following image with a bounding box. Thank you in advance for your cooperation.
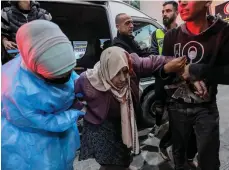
[1,57,84,170]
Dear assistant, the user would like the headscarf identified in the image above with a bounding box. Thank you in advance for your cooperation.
[16,20,76,79]
[86,46,140,154]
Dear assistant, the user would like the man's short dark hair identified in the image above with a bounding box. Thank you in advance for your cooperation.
[163,1,178,11]
[115,13,126,25]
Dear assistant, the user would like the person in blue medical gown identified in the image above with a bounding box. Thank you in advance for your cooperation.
[1,20,84,170]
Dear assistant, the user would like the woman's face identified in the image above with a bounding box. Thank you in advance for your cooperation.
[111,67,129,89]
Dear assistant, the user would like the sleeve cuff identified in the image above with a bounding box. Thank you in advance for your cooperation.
[159,66,169,80]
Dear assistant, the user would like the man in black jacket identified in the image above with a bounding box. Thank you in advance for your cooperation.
[1,0,51,64]
[150,3,198,168]
[162,1,229,170]
[112,13,150,57]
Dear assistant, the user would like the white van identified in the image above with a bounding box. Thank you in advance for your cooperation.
[40,0,164,127]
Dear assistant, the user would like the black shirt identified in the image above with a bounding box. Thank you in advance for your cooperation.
[162,16,229,103]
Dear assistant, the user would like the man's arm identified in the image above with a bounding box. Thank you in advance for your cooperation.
[1,8,18,50]
[188,64,229,85]
[1,9,11,40]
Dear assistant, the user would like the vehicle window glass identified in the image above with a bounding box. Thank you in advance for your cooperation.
[73,41,88,59]
[72,39,110,59]
[133,22,157,49]
[100,39,110,49]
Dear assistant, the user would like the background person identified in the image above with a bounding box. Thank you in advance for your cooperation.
[112,13,151,57]
[1,0,51,64]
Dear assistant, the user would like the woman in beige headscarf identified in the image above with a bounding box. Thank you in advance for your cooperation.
[74,46,186,170]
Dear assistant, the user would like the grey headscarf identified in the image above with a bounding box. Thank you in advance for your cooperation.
[16,20,76,79]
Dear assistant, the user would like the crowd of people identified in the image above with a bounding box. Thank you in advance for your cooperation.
[1,1,229,170]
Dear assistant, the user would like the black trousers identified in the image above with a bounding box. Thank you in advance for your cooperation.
[158,111,197,160]
[167,101,220,170]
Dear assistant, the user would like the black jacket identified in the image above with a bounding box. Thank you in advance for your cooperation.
[1,1,51,42]
[112,33,151,57]
[162,16,229,103]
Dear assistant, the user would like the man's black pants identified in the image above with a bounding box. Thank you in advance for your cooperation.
[157,108,197,160]
[167,101,220,170]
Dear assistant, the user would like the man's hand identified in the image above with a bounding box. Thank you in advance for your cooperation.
[164,57,187,73]
[193,81,208,99]
[3,39,17,50]
[182,64,190,80]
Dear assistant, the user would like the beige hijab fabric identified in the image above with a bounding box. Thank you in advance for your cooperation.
[86,47,139,154]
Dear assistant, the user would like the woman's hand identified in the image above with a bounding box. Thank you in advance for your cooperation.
[164,57,187,73]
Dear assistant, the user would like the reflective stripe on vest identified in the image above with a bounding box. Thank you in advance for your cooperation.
[155,29,165,55]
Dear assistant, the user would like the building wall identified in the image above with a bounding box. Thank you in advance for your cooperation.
[140,1,165,25]
[140,1,226,26]
[211,1,227,15]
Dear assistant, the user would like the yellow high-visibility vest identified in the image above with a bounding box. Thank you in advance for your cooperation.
[155,29,165,55]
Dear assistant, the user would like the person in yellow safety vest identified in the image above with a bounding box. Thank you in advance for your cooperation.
[149,1,198,169]
[150,0,179,137]
[151,0,178,55]
[155,29,165,55]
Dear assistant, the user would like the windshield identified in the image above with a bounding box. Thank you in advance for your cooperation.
[133,22,157,49]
